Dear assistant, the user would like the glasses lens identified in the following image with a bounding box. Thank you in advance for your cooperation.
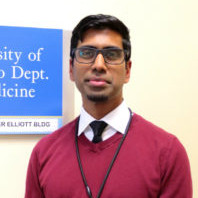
[75,48,96,63]
[103,49,124,64]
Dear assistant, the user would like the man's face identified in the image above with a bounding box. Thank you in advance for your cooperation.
[70,28,131,106]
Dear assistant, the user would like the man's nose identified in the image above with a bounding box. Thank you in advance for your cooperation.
[91,53,107,71]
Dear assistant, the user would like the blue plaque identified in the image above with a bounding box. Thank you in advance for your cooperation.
[0,26,63,134]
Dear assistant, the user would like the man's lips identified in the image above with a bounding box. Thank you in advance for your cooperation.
[85,78,110,86]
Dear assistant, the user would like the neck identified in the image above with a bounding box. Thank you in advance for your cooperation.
[83,98,123,120]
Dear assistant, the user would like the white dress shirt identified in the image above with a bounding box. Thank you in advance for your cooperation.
[78,101,131,141]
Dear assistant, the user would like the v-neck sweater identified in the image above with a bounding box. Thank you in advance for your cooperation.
[25,113,192,198]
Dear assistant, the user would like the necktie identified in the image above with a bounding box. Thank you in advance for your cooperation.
[90,121,107,143]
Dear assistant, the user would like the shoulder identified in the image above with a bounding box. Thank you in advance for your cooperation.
[130,113,191,173]
[130,113,187,156]
[130,113,192,197]
[131,113,175,141]
[32,118,78,156]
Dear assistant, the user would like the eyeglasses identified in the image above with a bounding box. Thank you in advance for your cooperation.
[72,47,126,65]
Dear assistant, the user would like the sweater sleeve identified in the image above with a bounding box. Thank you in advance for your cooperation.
[159,137,192,198]
[24,148,44,198]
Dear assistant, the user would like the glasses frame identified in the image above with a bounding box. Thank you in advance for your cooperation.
[72,47,127,65]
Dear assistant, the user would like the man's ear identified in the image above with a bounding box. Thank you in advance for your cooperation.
[125,60,132,83]
[69,59,74,81]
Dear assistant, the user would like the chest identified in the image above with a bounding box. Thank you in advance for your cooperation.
[38,137,161,198]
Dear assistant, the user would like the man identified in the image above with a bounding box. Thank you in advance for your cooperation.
[25,14,192,198]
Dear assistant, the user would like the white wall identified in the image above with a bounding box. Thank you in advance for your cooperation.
[0,0,197,197]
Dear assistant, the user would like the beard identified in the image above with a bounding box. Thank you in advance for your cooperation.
[87,94,108,102]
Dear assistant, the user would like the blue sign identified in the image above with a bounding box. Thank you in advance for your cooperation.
[0,26,63,134]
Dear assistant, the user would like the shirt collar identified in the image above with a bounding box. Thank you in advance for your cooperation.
[78,101,130,136]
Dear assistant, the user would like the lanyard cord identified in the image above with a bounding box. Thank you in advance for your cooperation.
[75,109,133,198]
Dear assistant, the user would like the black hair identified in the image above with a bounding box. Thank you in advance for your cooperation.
[70,14,131,62]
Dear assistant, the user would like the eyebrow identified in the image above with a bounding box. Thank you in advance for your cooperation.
[78,45,97,49]
[78,45,122,50]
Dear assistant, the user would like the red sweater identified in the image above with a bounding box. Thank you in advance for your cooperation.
[25,113,192,198]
